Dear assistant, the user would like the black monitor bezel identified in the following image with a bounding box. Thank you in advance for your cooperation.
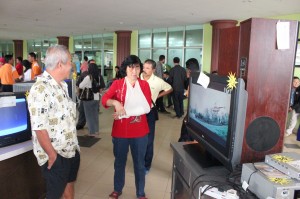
[186,72,237,169]
[0,92,32,148]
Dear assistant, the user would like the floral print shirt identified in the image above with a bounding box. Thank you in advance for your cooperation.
[28,71,79,166]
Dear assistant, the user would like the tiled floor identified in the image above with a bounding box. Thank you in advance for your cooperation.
[75,106,300,199]
[75,106,181,199]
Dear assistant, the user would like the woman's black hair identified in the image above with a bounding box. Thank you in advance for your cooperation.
[88,63,100,83]
[22,59,32,72]
[119,55,141,78]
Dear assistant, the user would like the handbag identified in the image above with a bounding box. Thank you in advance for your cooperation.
[151,100,159,121]
[79,87,94,101]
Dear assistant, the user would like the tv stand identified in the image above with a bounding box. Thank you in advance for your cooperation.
[170,142,229,199]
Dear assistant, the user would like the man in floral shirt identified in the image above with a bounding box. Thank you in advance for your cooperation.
[28,45,80,199]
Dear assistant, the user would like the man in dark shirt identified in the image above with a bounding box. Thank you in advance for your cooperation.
[169,57,187,118]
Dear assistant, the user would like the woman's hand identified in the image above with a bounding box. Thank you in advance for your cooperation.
[112,100,126,119]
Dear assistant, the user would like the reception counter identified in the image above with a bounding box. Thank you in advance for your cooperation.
[0,140,46,199]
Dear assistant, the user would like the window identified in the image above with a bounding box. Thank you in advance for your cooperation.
[138,25,203,69]
[0,41,13,57]
[73,34,114,76]
[27,38,57,69]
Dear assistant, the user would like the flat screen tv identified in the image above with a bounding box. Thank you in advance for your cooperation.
[186,72,248,171]
[0,92,32,148]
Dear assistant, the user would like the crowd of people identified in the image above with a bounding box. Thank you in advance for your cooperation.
[0,52,43,92]
[8,45,298,199]
[19,44,203,199]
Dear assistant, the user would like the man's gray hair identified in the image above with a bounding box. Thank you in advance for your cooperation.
[44,45,70,70]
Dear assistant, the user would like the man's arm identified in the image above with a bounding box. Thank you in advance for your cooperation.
[35,130,57,169]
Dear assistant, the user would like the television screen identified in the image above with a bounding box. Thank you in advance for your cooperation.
[189,83,231,149]
[0,92,32,148]
[0,98,28,136]
[186,72,248,171]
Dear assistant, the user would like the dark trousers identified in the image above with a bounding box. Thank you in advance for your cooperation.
[173,90,184,117]
[145,109,156,170]
[167,93,173,107]
[77,101,86,127]
[112,135,148,198]
[156,95,166,112]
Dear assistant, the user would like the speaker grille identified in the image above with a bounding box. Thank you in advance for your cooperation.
[245,116,280,152]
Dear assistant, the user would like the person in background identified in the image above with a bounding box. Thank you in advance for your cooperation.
[88,59,96,64]
[80,56,88,73]
[15,56,23,75]
[0,57,5,67]
[0,54,22,92]
[178,58,200,142]
[78,63,105,137]
[115,66,122,79]
[76,68,88,130]
[140,59,172,174]
[155,55,168,113]
[163,71,173,108]
[27,45,80,199]
[286,76,300,137]
[105,66,122,89]
[22,59,32,82]
[28,52,42,80]
[102,55,151,199]
[169,57,187,118]
[0,57,5,91]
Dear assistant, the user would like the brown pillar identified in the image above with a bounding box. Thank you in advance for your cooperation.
[13,40,23,59]
[115,31,132,66]
[57,36,69,48]
[210,20,238,72]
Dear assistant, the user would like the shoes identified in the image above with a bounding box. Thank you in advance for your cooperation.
[145,168,150,175]
[138,197,148,199]
[160,110,170,114]
[76,125,84,130]
[172,115,182,119]
[285,132,292,137]
[167,104,173,108]
[84,133,99,138]
[109,191,122,199]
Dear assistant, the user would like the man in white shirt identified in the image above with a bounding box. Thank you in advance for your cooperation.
[28,45,80,199]
[140,59,172,174]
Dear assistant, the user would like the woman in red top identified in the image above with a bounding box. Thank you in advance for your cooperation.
[102,55,151,199]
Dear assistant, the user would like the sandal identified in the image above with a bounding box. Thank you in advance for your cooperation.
[109,191,122,199]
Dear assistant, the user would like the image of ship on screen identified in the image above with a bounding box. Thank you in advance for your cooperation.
[189,84,231,142]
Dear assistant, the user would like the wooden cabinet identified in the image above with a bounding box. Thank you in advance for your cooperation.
[214,18,299,163]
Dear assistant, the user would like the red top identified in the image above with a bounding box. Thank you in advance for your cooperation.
[102,78,152,138]
[15,63,23,75]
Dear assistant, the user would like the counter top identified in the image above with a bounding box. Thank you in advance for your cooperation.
[0,140,33,161]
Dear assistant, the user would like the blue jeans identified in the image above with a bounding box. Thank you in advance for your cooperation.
[112,135,148,198]
[145,109,156,170]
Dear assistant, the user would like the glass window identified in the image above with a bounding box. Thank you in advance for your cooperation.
[82,36,92,50]
[168,27,184,47]
[139,30,152,48]
[152,49,166,62]
[0,41,13,56]
[138,25,203,68]
[153,28,167,48]
[74,36,83,51]
[184,48,202,66]
[185,29,203,47]
[167,49,183,66]
[138,49,151,63]
[92,35,102,50]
